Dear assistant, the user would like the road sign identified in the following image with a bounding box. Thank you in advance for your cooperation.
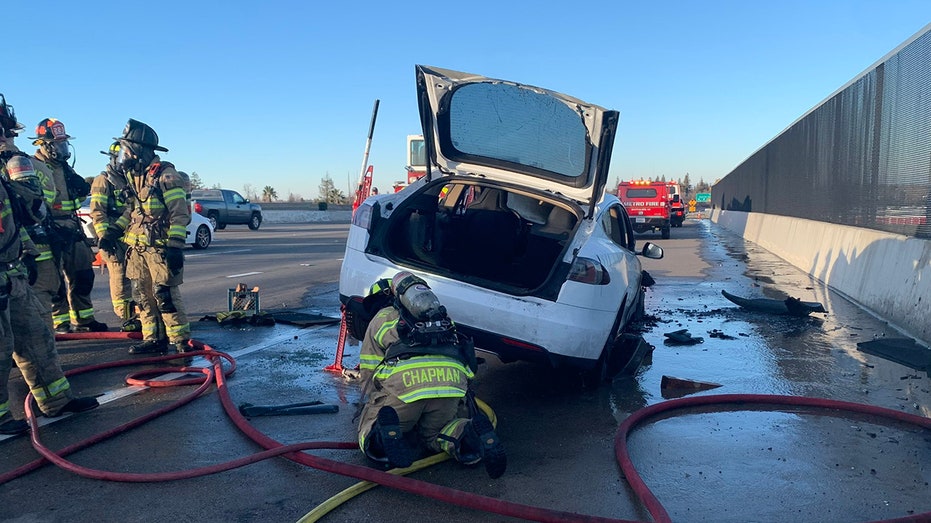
[689,199,697,207]
[695,192,711,203]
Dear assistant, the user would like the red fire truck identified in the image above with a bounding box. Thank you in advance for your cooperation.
[666,181,686,227]
[393,134,427,192]
[617,180,672,239]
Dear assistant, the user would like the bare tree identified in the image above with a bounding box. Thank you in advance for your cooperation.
[243,183,258,201]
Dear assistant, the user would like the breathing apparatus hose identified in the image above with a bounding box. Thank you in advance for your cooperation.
[5,332,930,523]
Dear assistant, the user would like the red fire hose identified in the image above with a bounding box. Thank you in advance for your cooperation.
[2,332,929,523]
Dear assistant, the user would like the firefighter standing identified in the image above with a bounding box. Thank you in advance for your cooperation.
[104,119,191,357]
[357,272,506,478]
[88,142,142,332]
[30,118,107,333]
[0,96,98,434]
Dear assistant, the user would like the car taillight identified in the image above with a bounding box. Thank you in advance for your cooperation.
[352,202,374,231]
[568,257,611,285]
[194,202,203,213]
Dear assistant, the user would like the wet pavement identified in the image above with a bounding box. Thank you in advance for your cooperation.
[1,219,929,523]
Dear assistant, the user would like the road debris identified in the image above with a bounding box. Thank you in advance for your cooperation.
[721,290,826,317]
[664,329,704,345]
[660,375,723,399]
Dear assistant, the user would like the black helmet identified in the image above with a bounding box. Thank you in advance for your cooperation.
[114,118,168,152]
[0,94,24,138]
[29,117,73,144]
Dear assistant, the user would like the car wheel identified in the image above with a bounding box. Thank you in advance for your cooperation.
[208,213,220,230]
[248,213,262,230]
[581,301,626,388]
[193,225,211,249]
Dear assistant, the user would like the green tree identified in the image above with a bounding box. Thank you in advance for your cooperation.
[318,173,346,204]
[262,185,278,202]
[189,171,205,190]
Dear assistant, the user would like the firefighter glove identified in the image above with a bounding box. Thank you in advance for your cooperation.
[165,246,184,274]
[98,228,120,255]
[21,254,38,286]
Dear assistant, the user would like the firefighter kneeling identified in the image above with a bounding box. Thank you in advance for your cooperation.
[357,272,506,478]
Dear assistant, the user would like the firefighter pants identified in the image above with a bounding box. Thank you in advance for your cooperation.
[358,389,475,463]
[31,256,64,329]
[0,273,74,417]
[100,243,133,320]
[126,247,189,344]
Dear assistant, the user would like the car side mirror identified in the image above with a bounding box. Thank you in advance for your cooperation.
[640,242,664,259]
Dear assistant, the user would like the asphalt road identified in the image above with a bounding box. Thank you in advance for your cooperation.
[2,220,929,523]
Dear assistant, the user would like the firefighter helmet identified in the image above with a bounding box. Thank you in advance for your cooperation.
[0,94,23,137]
[369,278,393,297]
[100,141,121,157]
[114,118,167,152]
[30,118,73,144]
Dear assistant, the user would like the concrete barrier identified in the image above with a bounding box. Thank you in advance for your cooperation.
[710,209,931,346]
[261,210,352,224]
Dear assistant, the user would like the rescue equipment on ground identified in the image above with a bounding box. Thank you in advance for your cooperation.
[721,289,826,316]
[229,283,260,313]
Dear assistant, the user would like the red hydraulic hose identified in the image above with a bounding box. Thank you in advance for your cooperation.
[615,394,931,523]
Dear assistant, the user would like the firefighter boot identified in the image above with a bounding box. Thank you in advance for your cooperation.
[375,406,414,469]
[30,396,99,417]
[167,340,194,366]
[128,338,169,355]
[0,412,28,435]
[471,412,506,479]
[73,320,109,333]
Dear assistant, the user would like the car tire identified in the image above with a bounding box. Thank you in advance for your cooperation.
[581,301,626,388]
[193,224,211,249]
[208,213,223,230]
[248,213,262,230]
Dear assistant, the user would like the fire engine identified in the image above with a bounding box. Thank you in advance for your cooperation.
[392,134,427,193]
[617,180,672,239]
[666,181,686,227]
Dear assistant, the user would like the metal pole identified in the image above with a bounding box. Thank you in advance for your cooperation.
[357,99,380,187]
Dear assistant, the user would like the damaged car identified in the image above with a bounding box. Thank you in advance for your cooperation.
[339,65,663,382]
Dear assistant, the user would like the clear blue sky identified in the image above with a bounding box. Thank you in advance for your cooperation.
[4,1,930,199]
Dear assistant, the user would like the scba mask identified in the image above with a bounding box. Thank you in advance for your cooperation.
[50,139,72,162]
[117,141,153,173]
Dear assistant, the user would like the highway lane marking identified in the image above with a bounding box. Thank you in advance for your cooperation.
[186,248,254,258]
[227,271,263,278]
[0,324,336,443]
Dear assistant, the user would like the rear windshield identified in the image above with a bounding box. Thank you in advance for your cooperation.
[446,82,588,179]
[191,190,222,199]
[625,188,658,198]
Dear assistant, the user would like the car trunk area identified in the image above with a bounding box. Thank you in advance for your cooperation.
[374,182,579,293]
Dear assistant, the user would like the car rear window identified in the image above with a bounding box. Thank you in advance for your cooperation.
[625,188,658,198]
[191,190,222,199]
[446,82,588,178]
